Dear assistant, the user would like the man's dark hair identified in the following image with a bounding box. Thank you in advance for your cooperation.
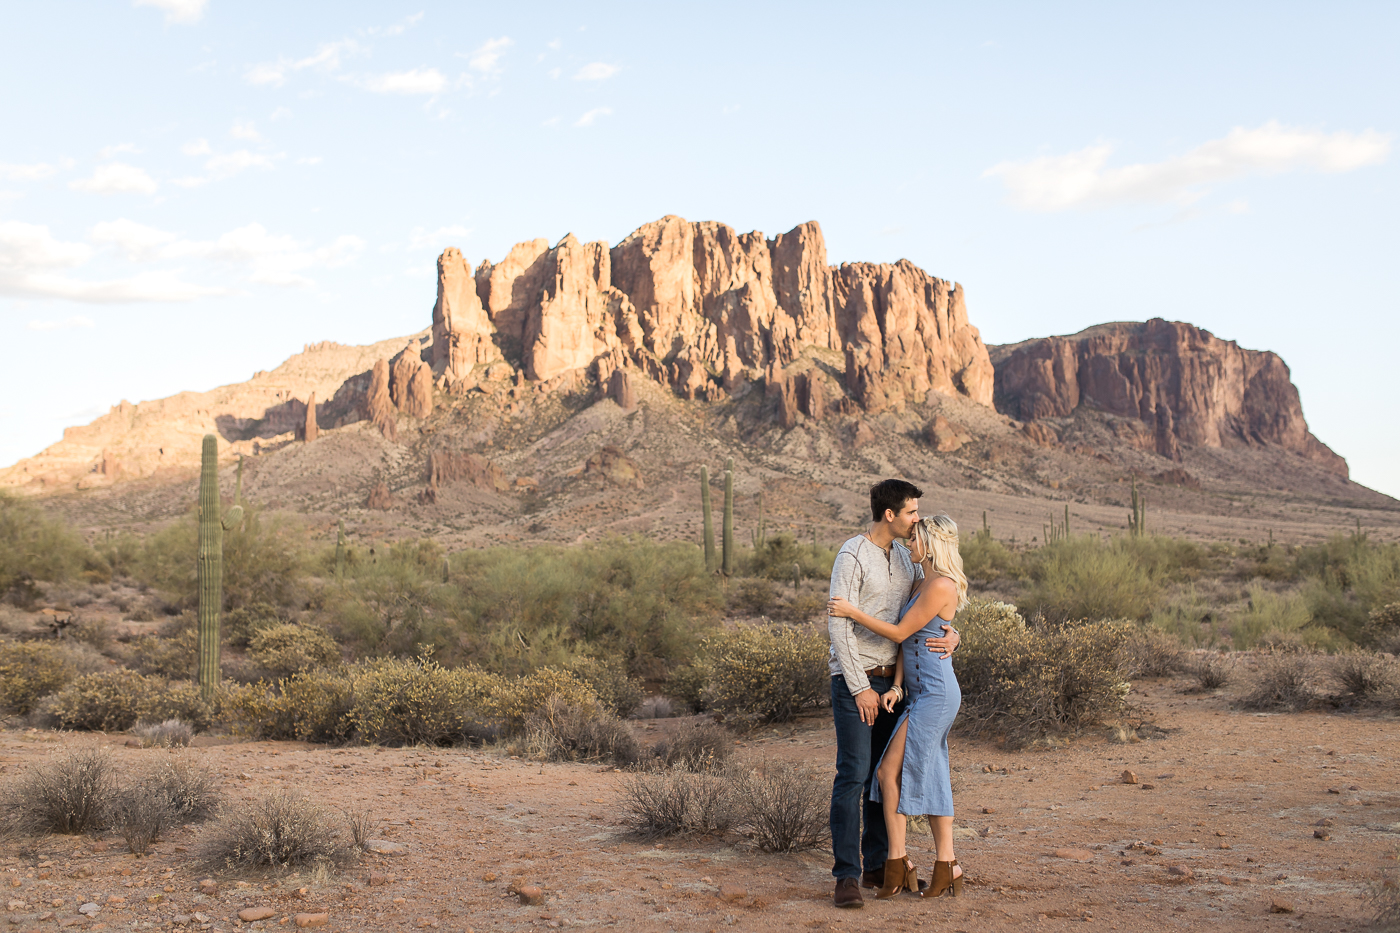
[870,479,923,522]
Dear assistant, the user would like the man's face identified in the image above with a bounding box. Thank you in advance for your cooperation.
[887,498,920,539]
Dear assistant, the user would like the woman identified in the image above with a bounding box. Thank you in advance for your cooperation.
[827,513,967,899]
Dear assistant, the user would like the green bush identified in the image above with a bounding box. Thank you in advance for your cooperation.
[1020,537,1157,622]
[743,535,837,583]
[953,598,1134,746]
[699,625,829,725]
[129,628,198,678]
[223,603,283,647]
[960,533,1024,582]
[522,697,640,766]
[566,656,642,718]
[248,623,341,676]
[49,670,214,732]
[1295,533,1400,642]
[0,641,78,713]
[1228,584,1317,650]
[0,494,106,601]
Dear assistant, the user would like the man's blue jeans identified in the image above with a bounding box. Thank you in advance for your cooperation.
[830,673,903,880]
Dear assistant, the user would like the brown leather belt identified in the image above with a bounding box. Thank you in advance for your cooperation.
[864,665,896,678]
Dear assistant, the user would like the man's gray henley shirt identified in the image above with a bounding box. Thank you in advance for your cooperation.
[827,534,923,697]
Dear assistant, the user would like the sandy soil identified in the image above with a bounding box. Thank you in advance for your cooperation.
[2,676,1397,933]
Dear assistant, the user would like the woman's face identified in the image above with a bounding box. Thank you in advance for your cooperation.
[908,530,927,564]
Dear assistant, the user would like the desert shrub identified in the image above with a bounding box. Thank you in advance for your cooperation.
[1238,653,1317,711]
[0,493,106,601]
[132,718,195,748]
[202,792,349,868]
[224,667,359,744]
[112,785,173,856]
[1295,533,1400,642]
[1021,537,1157,622]
[1119,627,1184,677]
[223,603,283,647]
[145,756,220,821]
[953,599,1134,746]
[1116,535,1206,582]
[745,535,837,583]
[11,748,117,834]
[50,670,214,732]
[744,760,829,852]
[773,590,828,624]
[0,640,78,713]
[1190,653,1233,691]
[633,696,676,720]
[622,766,745,838]
[1363,602,1400,652]
[960,533,1024,583]
[1229,584,1320,650]
[1331,651,1399,704]
[522,697,640,766]
[248,623,342,676]
[342,806,377,851]
[650,721,733,772]
[728,578,779,617]
[566,656,642,717]
[1372,872,1400,933]
[129,628,199,678]
[699,625,829,725]
[666,662,711,713]
[346,658,490,747]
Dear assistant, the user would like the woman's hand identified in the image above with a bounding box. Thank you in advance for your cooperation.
[828,596,855,619]
[880,689,900,713]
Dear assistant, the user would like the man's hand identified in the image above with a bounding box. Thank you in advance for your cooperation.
[924,623,961,659]
[855,688,880,726]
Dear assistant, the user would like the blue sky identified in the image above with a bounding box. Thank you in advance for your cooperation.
[2,2,1396,497]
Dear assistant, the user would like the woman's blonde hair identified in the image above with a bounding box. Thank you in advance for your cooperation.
[912,513,969,612]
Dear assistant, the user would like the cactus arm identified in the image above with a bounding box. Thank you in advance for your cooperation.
[222,505,244,530]
[700,466,716,573]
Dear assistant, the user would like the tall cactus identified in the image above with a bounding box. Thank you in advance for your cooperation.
[750,489,766,549]
[700,466,716,573]
[1128,477,1146,537]
[335,519,347,580]
[197,435,242,701]
[722,463,735,577]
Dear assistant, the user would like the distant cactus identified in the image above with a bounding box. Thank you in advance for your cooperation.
[442,556,450,584]
[1128,477,1146,537]
[722,465,735,577]
[197,435,243,700]
[335,519,347,580]
[234,454,244,505]
[700,466,716,573]
[750,489,766,549]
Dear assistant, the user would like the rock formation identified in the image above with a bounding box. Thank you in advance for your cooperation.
[444,215,995,412]
[991,319,1347,475]
[431,248,499,382]
[426,450,508,493]
[303,394,317,443]
[584,446,643,488]
[366,359,397,441]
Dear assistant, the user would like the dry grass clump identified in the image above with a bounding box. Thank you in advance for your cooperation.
[145,756,220,822]
[202,791,349,868]
[1238,653,1317,711]
[1370,871,1400,933]
[1189,652,1234,691]
[1120,627,1185,677]
[743,760,829,853]
[632,696,676,720]
[132,718,194,748]
[622,766,745,838]
[10,748,118,835]
[112,786,173,856]
[341,806,378,852]
[650,722,732,772]
[522,698,640,766]
[1331,651,1400,706]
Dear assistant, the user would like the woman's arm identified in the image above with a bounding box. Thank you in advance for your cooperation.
[828,590,936,642]
[880,652,905,713]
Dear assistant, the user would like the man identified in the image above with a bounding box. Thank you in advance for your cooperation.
[827,479,961,908]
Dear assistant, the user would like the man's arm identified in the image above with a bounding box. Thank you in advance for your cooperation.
[827,547,871,699]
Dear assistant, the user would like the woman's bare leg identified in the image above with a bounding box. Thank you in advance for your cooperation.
[930,817,962,878]
[876,719,909,859]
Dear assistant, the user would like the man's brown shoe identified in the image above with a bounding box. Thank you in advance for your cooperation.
[860,870,881,889]
[834,877,864,908]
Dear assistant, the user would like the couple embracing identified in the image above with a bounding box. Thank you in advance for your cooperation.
[826,479,968,908]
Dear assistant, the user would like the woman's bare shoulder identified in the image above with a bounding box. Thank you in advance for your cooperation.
[926,575,958,596]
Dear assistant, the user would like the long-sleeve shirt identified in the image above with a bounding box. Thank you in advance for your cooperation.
[827,534,923,697]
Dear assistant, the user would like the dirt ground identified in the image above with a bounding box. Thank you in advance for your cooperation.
[1,676,1397,933]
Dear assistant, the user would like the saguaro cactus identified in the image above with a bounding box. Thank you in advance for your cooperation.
[700,466,716,573]
[722,461,735,577]
[197,434,242,700]
[335,519,347,580]
[750,489,767,549]
[1129,478,1146,537]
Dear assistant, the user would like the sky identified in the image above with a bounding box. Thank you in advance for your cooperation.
[1,2,1397,496]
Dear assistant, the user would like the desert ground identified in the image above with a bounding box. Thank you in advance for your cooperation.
[3,667,1396,933]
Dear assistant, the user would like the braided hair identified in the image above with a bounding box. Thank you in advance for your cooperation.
[911,513,969,612]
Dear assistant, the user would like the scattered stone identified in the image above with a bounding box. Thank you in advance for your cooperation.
[718,884,747,903]
[1052,849,1095,862]
[1327,787,1341,794]
[1314,830,1331,841]
[1349,785,1360,791]
[368,872,390,887]
[1141,783,1157,790]
[1166,865,1194,881]
[77,904,100,917]
[1269,899,1295,914]
[364,840,408,856]
[1121,770,1138,785]
[38,912,54,922]
[982,807,995,814]
[1218,843,1232,850]
[481,874,497,883]
[1156,773,1175,780]
[516,886,545,906]
[1315,818,1334,827]
[198,880,219,896]
[238,908,276,922]
[293,913,329,928]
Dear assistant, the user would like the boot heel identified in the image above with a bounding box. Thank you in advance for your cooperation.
[875,856,916,899]
[925,859,963,898]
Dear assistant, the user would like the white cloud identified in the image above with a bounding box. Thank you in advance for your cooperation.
[230,120,261,141]
[132,0,206,24]
[98,143,141,159]
[572,62,618,81]
[1226,199,1251,214]
[3,271,224,303]
[369,12,424,37]
[205,150,276,177]
[0,222,93,269]
[297,156,323,166]
[181,138,212,156]
[363,68,447,95]
[270,106,292,122]
[89,219,178,261]
[27,315,95,331]
[408,225,470,250]
[465,37,512,75]
[69,163,159,196]
[547,39,561,50]
[0,162,59,181]
[574,107,611,128]
[547,67,561,80]
[171,176,208,189]
[245,39,360,87]
[541,116,560,127]
[193,223,364,287]
[985,121,1394,212]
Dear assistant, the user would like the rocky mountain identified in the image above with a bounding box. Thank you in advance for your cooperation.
[990,320,1347,476]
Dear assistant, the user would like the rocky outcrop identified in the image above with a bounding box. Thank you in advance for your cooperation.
[426,450,508,493]
[366,359,397,441]
[438,215,995,413]
[431,248,499,381]
[991,319,1347,475]
[303,394,317,443]
[584,446,643,488]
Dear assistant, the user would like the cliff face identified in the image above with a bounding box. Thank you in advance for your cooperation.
[446,215,995,408]
[991,319,1347,476]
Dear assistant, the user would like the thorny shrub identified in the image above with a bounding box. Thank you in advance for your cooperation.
[132,718,195,748]
[744,760,830,853]
[49,670,215,732]
[622,766,746,839]
[0,640,77,714]
[650,722,733,772]
[1238,653,1317,712]
[201,792,349,868]
[698,625,829,725]
[521,697,640,766]
[247,623,342,676]
[10,748,118,835]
